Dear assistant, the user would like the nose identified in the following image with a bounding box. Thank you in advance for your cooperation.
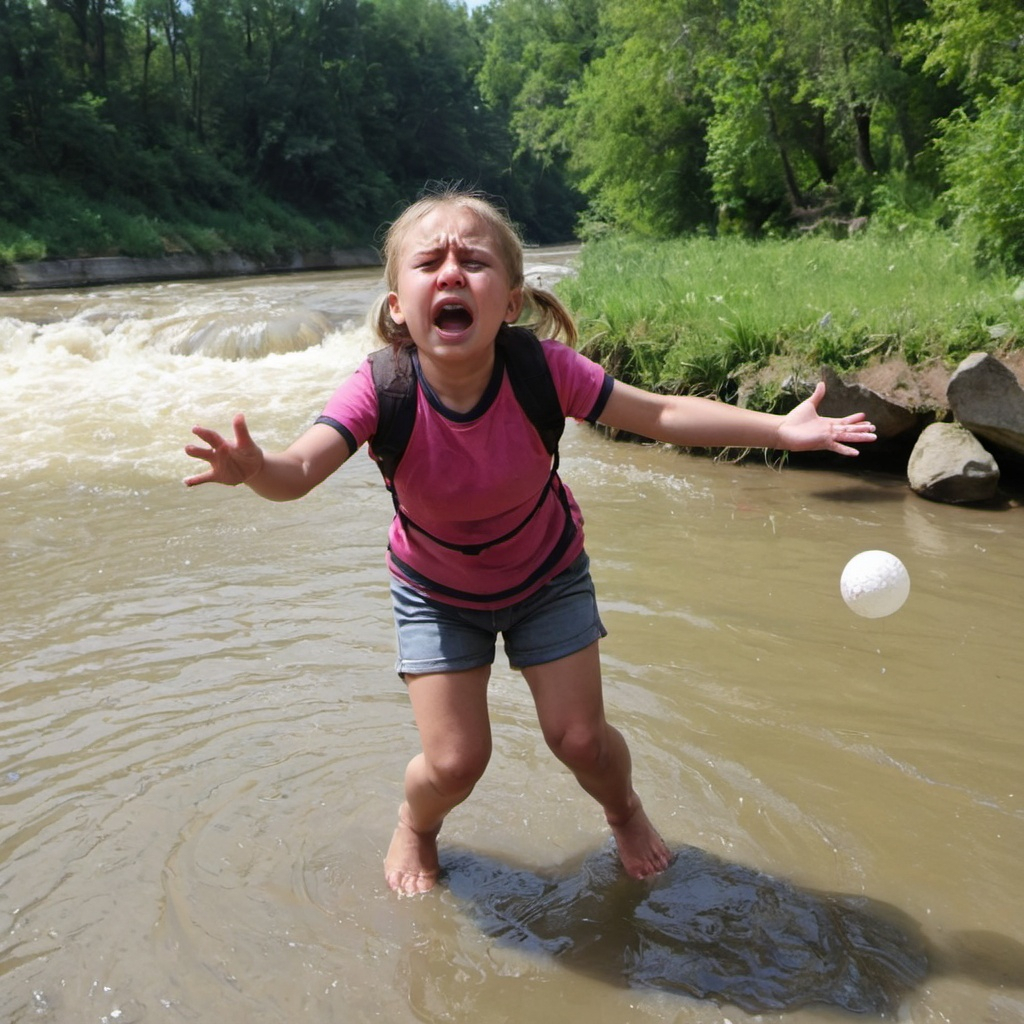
[437,252,465,289]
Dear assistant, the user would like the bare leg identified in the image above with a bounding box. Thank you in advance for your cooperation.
[385,665,491,894]
[523,642,671,879]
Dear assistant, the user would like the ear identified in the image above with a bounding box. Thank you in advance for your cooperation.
[505,287,523,324]
[387,291,405,325]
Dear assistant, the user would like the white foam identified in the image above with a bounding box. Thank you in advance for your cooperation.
[0,292,376,486]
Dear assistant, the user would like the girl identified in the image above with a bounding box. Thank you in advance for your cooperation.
[185,188,875,895]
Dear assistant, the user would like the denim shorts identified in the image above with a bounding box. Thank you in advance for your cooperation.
[389,551,607,676]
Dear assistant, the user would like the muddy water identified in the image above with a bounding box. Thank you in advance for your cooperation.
[2,257,1022,1024]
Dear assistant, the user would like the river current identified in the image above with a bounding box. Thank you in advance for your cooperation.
[2,253,1022,1023]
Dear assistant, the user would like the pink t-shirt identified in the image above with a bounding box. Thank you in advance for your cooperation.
[318,339,612,609]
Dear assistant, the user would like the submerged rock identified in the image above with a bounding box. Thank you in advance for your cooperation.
[170,307,333,359]
[442,845,930,1016]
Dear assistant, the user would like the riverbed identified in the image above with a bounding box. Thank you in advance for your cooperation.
[2,257,1022,1023]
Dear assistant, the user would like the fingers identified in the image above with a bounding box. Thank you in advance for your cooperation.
[813,384,875,433]
[232,412,255,449]
[184,427,222,470]
[182,439,217,486]
[836,420,875,437]
[831,441,861,458]
[190,424,225,450]
[807,380,826,407]
[183,469,215,487]
[184,423,227,487]
[183,415,256,488]
[830,420,877,456]
[183,440,215,460]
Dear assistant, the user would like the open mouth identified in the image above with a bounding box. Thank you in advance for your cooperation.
[433,302,474,333]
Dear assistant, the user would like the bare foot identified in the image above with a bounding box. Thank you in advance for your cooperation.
[384,811,441,895]
[608,803,671,879]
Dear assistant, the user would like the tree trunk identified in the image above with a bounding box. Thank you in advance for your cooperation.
[853,101,877,174]
[762,90,806,209]
[809,107,837,183]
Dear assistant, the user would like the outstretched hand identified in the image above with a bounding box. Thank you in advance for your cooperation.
[184,413,265,487]
[776,382,876,457]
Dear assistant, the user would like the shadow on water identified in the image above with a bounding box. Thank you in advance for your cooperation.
[440,844,1024,1018]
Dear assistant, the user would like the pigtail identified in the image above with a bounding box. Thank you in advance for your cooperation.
[519,284,579,348]
[373,293,411,348]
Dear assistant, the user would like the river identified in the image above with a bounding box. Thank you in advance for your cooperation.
[2,253,1022,1023]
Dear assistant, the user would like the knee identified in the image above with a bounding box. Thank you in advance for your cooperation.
[546,723,606,773]
[426,743,491,796]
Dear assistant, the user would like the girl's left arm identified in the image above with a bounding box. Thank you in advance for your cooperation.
[598,380,876,457]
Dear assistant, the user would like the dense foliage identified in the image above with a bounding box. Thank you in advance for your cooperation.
[0,0,582,262]
[1,0,1023,270]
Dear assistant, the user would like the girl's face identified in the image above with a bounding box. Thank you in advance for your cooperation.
[387,205,523,367]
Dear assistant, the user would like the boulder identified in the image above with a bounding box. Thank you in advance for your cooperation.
[907,422,1000,504]
[946,352,1024,459]
[169,307,333,358]
[817,365,921,441]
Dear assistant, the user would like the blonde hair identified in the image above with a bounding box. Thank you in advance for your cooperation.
[374,186,578,348]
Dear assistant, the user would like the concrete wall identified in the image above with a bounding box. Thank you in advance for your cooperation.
[0,248,381,290]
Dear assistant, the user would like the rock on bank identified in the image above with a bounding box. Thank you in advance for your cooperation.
[817,351,1024,506]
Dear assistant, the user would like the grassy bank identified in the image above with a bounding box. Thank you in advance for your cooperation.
[0,174,369,267]
[558,230,1024,410]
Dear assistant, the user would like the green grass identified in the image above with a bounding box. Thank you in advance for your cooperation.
[0,173,365,266]
[558,229,1024,406]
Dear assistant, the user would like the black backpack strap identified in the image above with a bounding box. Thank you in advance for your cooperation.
[496,325,564,456]
[368,343,417,484]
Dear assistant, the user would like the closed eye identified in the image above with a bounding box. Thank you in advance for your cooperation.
[409,245,492,271]
[413,257,487,272]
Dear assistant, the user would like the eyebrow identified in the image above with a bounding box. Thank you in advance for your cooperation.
[410,234,491,257]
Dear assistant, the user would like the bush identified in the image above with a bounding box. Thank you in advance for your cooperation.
[938,85,1024,272]
[0,224,47,265]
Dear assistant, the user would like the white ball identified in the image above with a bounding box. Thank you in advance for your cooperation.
[840,550,910,618]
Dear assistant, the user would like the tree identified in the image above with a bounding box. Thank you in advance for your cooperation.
[478,0,601,163]
[911,0,1023,97]
[47,0,126,89]
[561,0,950,235]
[474,0,596,235]
[914,0,1024,270]
[568,8,712,233]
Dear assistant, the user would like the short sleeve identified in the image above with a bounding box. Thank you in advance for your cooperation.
[541,339,615,422]
[315,359,379,454]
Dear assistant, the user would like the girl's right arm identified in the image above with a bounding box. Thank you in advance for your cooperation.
[184,413,352,501]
